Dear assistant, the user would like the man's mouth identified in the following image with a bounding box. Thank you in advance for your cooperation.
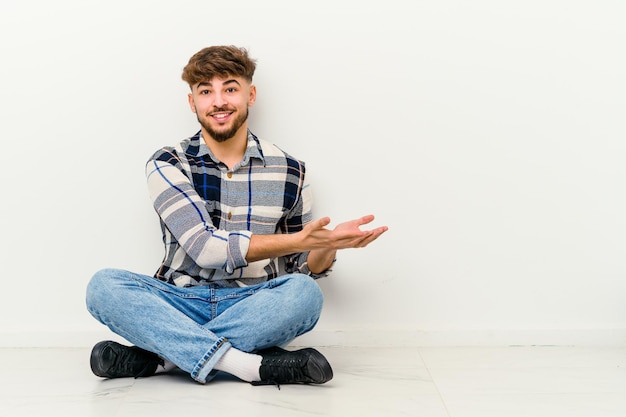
[210,111,232,122]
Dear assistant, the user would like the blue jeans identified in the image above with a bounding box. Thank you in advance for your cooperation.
[85,268,324,383]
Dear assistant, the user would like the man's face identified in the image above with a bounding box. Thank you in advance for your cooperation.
[188,76,256,143]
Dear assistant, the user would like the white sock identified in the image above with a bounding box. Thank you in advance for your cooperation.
[214,348,262,382]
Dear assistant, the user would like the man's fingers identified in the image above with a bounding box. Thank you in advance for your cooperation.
[310,216,331,230]
[356,214,375,226]
[353,226,388,248]
[307,216,387,249]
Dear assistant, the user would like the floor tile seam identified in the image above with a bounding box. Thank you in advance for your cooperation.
[416,348,454,417]
[91,378,140,416]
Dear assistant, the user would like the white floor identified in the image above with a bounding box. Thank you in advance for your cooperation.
[0,346,625,417]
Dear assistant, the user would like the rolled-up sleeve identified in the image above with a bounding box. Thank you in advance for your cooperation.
[146,154,250,273]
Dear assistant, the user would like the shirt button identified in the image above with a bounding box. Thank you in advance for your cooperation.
[228,212,232,220]
[227,172,232,178]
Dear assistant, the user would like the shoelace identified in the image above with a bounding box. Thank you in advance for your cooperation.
[114,348,158,378]
[262,356,308,388]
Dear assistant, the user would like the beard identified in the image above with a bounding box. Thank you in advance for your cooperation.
[198,107,249,143]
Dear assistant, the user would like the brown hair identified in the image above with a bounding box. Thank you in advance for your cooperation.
[182,45,257,87]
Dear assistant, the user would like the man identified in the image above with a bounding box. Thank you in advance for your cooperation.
[86,45,388,386]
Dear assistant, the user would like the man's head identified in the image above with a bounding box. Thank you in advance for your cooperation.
[183,46,257,143]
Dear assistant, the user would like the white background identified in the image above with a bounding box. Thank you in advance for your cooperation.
[0,0,624,347]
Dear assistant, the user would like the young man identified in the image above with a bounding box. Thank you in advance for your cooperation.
[86,45,388,386]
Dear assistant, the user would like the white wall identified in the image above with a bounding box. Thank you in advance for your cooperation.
[1,0,624,347]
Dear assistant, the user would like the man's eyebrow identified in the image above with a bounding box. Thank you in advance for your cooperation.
[196,79,242,88]
[222,79,242,86]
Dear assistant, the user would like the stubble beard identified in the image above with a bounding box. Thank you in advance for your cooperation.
[198,108,249,143]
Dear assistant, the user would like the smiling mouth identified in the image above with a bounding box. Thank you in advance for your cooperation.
[210,111,232,122]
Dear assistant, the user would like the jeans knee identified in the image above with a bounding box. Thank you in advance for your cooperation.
[284,274,324,319]
[85,268,126,317]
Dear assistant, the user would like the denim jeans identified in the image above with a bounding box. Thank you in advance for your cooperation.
[85,268,324,383]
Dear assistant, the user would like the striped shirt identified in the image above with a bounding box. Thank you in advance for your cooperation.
[145,130,328,287]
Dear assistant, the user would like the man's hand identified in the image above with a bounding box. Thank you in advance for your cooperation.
[303,215,388,273]
[301,215,388,251]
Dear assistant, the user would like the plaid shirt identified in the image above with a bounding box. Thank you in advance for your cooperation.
[145,130,328,287]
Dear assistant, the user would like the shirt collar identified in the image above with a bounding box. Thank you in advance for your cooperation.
[188,130,266,167]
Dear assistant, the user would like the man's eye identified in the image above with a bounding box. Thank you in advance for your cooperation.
[200,90,210,95]
[226,88,237,93]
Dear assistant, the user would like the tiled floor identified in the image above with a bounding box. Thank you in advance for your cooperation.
[0,346,625,417]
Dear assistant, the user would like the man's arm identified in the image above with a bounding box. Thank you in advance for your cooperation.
[247,215,388,272]
[147,154,252,273]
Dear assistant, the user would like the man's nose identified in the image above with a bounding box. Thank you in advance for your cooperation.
[213,91,228,107]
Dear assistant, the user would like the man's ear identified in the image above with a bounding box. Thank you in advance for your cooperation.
[248,85,257,107]
[188,93,197,113]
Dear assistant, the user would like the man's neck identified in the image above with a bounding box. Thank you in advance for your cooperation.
[202,128,248,170]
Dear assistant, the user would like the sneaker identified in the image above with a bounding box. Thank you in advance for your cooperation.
[90,340,162,379]
[252,346,333,386]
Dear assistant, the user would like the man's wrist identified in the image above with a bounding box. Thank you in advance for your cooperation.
[307,248,337,274]
[246,231,306,263]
